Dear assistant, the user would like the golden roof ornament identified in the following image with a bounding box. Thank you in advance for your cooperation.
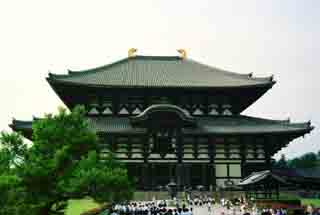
[128,48,137,58]
[177,49,187,59]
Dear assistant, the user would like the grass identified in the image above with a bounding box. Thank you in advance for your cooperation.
[279,192,320,207]
[66,198,99,215]
[301,198,320,207]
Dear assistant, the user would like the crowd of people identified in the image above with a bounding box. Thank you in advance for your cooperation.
[110,200,194,215]
[104,196,320,215]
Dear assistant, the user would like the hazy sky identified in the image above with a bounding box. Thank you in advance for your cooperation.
[0,0,319,159]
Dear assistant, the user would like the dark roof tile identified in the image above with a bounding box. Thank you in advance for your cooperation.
[11,115,312,135]
[48,56,274,88]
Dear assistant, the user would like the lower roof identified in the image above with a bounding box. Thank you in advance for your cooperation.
[10,115,313,137]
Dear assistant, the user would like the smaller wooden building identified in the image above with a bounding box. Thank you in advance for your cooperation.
[238,169,320,199]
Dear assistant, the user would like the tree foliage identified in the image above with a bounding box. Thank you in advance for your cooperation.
[273,151,320,169]
[273,154,288,169]
[288,152,318,169]
[0,106,133,215]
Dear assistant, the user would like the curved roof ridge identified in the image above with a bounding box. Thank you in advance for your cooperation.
[132,104,194,122]
[67,57,129,75]
[239,115,310,124]
[130,104,196,128]
[67,55,181,74]
[49,56,181,78]
[136,104,191,117]
[185,58,274,82]
[48,58,130,79]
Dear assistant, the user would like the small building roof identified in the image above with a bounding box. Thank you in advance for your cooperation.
[239,168,320,188]
[47,56,274,89]
[238,170,287,186]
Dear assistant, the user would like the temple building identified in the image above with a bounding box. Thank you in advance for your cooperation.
[10,50,314,191]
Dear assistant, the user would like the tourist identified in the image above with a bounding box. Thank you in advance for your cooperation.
[110,209,119,215]
[306,205,314,215]
[207,201,212,212]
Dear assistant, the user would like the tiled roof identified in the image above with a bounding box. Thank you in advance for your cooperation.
[10,115,313,135]
[239,168,320,186]
[238,170,287,186]
[185,116,313,135]
[48,56,274,88]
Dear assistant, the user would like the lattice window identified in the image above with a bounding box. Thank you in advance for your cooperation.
[216,164,228,177]
[229,164,241,177]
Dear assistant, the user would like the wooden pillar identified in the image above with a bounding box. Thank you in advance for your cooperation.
[201,163,207,189]
[143,135,149,163]
[176,163,183,191]
[151,163,155,190]
[142,163,149,190]
[112,94,119,116]
[176,129,184,190]
[264,136,272,170]
[240,137,247,177]
[177,130,183,163]
[187,164,192,188]
[253,141,258,159]
[140,133,150,190]
[207,164,215,191]
[193,137,199,159]
[208,137,216,190]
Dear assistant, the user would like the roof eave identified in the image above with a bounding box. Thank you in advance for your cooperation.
[46,77,275,90]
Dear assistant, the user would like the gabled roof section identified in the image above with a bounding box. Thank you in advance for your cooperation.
[47,55,275,88]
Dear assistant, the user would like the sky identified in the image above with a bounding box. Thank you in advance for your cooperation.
[0,0,319,159]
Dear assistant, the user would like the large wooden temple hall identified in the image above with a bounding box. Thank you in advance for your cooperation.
[10,49,314,191]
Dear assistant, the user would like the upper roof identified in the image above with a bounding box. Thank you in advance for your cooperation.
[47,56,275,88]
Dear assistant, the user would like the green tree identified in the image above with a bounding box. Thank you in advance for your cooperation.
[0,131,27,172]
[275,154,288,169]
[288,152,318,168]
[0,106,133,215]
